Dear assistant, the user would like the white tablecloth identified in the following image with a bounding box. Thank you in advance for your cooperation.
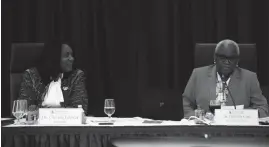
[3,116,269,127]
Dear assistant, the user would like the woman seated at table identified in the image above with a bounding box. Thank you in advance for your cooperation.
[18,39,88,114]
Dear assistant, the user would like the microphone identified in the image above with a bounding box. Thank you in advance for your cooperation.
[221,75,236,110]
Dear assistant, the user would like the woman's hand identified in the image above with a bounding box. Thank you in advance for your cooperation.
[42,104,62,108]
[28,105,38,111]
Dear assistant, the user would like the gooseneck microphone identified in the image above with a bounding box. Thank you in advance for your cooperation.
[221,75,236,110]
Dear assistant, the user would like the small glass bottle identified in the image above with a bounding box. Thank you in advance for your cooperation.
[195,105,205,120]
[78,105,86,124]
[26,105,39,125]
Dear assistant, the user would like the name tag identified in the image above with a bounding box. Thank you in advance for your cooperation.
[215,109,259,126]
[221,105,244,110]
[38,108,83,125]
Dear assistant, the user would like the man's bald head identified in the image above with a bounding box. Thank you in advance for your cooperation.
[214,39,240,78]
[215,39,240,56]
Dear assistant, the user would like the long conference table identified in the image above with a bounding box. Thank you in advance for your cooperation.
[2,117,269,147]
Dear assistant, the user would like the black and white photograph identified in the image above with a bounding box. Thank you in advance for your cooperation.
[1,0,269,147]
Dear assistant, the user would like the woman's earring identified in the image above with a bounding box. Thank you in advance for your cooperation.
[214,60,216,64]
[236,64,239,67]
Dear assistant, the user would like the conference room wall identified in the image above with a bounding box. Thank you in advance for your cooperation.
[2,0,269,118]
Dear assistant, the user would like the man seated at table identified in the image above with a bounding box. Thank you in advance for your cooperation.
[182,39,269,118]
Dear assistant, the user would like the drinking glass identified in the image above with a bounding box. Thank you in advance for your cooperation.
[209,100,221,114]
[12,100,28,124]
[104,99,115,120]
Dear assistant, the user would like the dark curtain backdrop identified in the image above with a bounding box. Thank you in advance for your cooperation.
[2,0,269,119]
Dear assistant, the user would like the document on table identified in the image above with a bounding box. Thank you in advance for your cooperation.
[86,117,184,126]
[221,105,244,110]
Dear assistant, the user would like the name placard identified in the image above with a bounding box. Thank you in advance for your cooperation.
[38,108,83,125]
[214,109,259,126]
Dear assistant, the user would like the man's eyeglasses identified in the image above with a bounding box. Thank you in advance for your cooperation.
[215,54,239,63]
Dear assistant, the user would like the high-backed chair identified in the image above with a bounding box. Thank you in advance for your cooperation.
[194,43,257,72]
[194,43,269,102]
[10,43,44,115]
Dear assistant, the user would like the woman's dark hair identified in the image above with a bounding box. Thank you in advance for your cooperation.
[36,39,74,86]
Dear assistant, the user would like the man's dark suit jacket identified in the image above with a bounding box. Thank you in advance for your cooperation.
[183,65,269,118]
